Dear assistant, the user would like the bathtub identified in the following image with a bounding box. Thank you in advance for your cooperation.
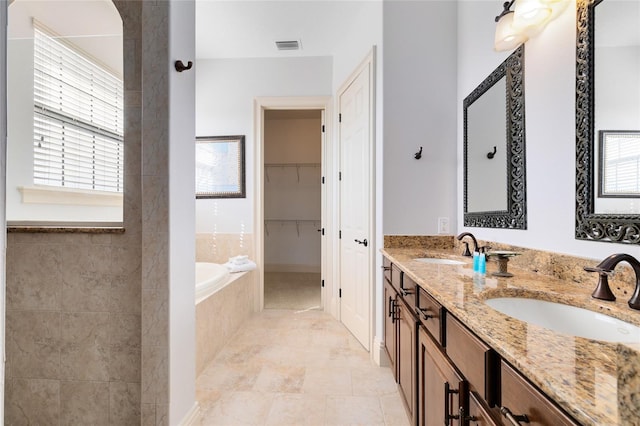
[195,262,230,303]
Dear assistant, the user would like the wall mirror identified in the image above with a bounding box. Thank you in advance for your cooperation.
[463,45,527,229]
[196,135,246,199]
[576,0,640,244]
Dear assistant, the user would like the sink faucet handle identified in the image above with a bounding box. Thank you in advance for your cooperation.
[584,266,617,301]
[461,241,471,257]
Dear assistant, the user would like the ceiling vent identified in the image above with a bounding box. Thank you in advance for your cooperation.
[275,40,301,51]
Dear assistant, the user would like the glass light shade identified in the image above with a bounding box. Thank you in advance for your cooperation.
[494,12,528,52]
[513,0,552,29]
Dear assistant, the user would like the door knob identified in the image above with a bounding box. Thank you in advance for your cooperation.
[354,238,368,247]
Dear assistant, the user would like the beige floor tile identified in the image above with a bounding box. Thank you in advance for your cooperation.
[351,365,399,397]
[301,366,352,396]
[265,393,326,426]
[252,365,306,393]
[200,391,274,426]
[325,395,385,426]
[197,307,410,426]
[380,394,411,426]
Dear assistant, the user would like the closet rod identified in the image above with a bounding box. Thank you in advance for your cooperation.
[264,219,321,237]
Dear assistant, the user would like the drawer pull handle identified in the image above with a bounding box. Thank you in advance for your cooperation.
[381,266,391,271]
[460,407,477,422]
[415,307,434,320]
[500,407,530,425]
[444,382,460,425]
[401,288,414,297]
[388,297,395,318]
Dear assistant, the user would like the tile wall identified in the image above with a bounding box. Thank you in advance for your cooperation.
[4,1,144,423]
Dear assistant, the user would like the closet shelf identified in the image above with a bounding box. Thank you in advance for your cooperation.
[264,219,321,237]
[264,163,321,183]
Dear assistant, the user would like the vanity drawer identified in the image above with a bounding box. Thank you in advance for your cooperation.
[446,314,497,405]
[416,287,444,345]
[391,264,403,293]
[499,361,579,426]
[383,256,392,284]
[400,273,417,299]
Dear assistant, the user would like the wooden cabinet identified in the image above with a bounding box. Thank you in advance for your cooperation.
[445,314,497,405]
[418,325,466,426]
[416,287,444,345]
[397,297,417,425]
[382,255,581,426]
[468,392,499,426]
[383,278,398,379]
[499,361,579,426]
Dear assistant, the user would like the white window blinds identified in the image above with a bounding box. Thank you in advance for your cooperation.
[33,28,124,193]
[602,132,640,196]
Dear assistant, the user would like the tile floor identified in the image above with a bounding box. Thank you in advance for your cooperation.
[196,309,410,426]
[264,272,322,310]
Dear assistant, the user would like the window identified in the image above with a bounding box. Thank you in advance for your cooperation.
[33,27,124,193]
[599,130,640,198]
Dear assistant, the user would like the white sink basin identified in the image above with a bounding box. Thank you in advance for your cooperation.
[414,258,466,265]
[485,297,640,343]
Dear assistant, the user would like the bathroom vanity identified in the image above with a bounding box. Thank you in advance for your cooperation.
[382,247,640,426]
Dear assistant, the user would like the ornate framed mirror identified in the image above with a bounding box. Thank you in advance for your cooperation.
[575,0,640,244]
[463,45,527,229]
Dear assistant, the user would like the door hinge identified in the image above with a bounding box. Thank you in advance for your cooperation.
[339,113,342,123]
[339,230,342,239]
[321,228,325,236]
[322,124,325,133]
[339,172,342,181]
[322,176,325,184]
[339,288,342,298]
[322,279,325,288]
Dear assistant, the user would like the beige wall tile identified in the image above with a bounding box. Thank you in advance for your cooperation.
[5,378,60,425]
[6,244,63,311]
[110,344,142,382]
[62,272,111,312]
[141,231,169,290]
[141,403,156,426]
[142,288,168,346]
[110,381,141,424]
[60,312,110,381]
[142,345,169,405]
[6,310,61,379]
[60,381,110,426]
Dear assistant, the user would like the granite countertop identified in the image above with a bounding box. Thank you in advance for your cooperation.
[382,247,640,426]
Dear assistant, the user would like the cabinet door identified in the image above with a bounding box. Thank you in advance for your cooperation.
[397,298,417,425]
[383,279,397,379]
[418,326,467,426]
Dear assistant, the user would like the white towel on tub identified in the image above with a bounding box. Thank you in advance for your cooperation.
[224,260,257,273]
[228,255,249,265]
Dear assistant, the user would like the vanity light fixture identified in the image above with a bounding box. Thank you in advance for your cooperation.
[494,0,568,52]
[494,1,529,52]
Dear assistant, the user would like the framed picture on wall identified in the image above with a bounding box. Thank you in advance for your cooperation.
[195,135,246,198]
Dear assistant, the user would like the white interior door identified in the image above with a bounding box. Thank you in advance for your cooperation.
[339,62,371,351]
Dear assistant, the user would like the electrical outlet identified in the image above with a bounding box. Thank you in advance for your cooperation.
[438,217,450,234]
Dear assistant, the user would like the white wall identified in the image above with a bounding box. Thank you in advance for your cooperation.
[195,56,332,234]
[457,0,640,260]
[169,1,196,423]
[382,1,458,235]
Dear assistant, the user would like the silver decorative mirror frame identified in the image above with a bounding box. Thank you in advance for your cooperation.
[463,45,527,229]
[575,0,640,244]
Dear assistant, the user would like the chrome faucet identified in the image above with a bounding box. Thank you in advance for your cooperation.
[584,253,640,310]
[456,232,478,257]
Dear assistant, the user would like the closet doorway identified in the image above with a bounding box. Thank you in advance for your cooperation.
[263,109,323,310]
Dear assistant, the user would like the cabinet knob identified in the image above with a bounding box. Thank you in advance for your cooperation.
[500,407,530,425]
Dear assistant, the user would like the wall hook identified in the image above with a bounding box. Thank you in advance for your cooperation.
[487,146,497,159]
[175,60,193,72]
[414,147,423,160]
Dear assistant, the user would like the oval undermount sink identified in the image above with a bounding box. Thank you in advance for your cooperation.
[485,297,640,343]
[414,258,466,265]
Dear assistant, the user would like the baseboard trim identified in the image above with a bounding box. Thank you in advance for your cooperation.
[372,336,389,367]
[180,402,201,426]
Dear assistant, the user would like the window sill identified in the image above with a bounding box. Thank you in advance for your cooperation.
[19,185,123,207]
[7,223,124,234]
